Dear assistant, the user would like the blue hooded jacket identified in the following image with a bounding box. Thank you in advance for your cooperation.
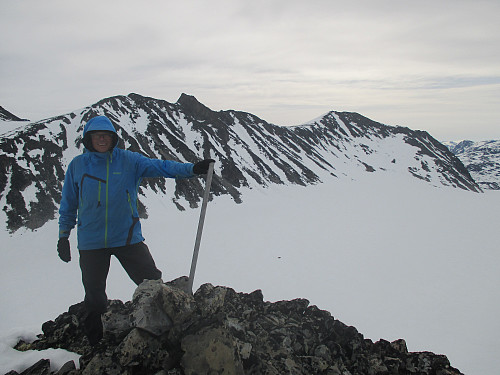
[59,115,195,250]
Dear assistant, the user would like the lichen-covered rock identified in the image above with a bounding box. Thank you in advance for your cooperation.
[181,327,245,374]
[101,299,133,339]
[115,328,168,369]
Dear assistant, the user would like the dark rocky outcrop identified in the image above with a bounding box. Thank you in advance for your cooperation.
[0,106,29,122]
[10,278,463,375]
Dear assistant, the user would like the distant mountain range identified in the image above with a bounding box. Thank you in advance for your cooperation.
[0,93,483,232]
[443,140,500,190]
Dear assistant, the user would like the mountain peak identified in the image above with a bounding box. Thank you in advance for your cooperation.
[0,105,29,122]
[176,93,214,117]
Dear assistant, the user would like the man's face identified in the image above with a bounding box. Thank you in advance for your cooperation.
[91,131,113,153]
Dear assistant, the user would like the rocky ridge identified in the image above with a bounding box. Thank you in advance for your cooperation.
[10,278,463,375]
[0,93,481,233]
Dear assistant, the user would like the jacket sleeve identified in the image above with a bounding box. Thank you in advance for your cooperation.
[134,152,195,179]
[58,160,79,238]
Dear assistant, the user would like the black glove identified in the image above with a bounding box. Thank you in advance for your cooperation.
[193,159,215,175]
[57,237,71,262]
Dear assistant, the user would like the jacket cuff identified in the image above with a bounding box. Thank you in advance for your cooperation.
[59,229,71,238]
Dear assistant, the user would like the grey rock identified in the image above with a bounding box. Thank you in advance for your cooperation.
[81,352,122,375]
[131,280,174,336]
[55,361,76,375]
[131,279,195,337]
[20,359,50,375]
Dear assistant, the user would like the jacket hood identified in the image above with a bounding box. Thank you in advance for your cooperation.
[82,116,119,152]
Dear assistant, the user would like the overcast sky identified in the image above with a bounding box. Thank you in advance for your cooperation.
[1,0,499,141]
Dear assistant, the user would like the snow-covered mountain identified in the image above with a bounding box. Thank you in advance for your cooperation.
[1,94,499,374]
[444,140,500,190]
[0,93,481,233]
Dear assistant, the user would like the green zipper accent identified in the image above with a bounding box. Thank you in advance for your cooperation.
[105,154,110,248]
[136,180,141,210]
[127,190,134,214]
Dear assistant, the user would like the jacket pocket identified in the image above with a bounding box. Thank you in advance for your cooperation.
[81,174,107,208]
[126,190,140,245]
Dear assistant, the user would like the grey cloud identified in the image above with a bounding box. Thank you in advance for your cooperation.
[1,0,499,140]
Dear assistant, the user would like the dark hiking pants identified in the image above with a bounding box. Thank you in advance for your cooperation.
[79,241,162,344]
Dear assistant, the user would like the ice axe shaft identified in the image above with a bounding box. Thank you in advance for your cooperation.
[187,161,215,294]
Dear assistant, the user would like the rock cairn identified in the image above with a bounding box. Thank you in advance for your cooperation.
[9,278,463,375]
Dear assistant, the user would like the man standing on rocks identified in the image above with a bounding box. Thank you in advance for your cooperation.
[57,115,214,345]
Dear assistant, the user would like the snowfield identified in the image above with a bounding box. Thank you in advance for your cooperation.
[1,172,499,374]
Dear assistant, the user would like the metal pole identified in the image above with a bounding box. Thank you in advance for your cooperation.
[187,162,215,294]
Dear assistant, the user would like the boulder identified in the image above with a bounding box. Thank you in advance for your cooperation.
[102,278,195,338]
